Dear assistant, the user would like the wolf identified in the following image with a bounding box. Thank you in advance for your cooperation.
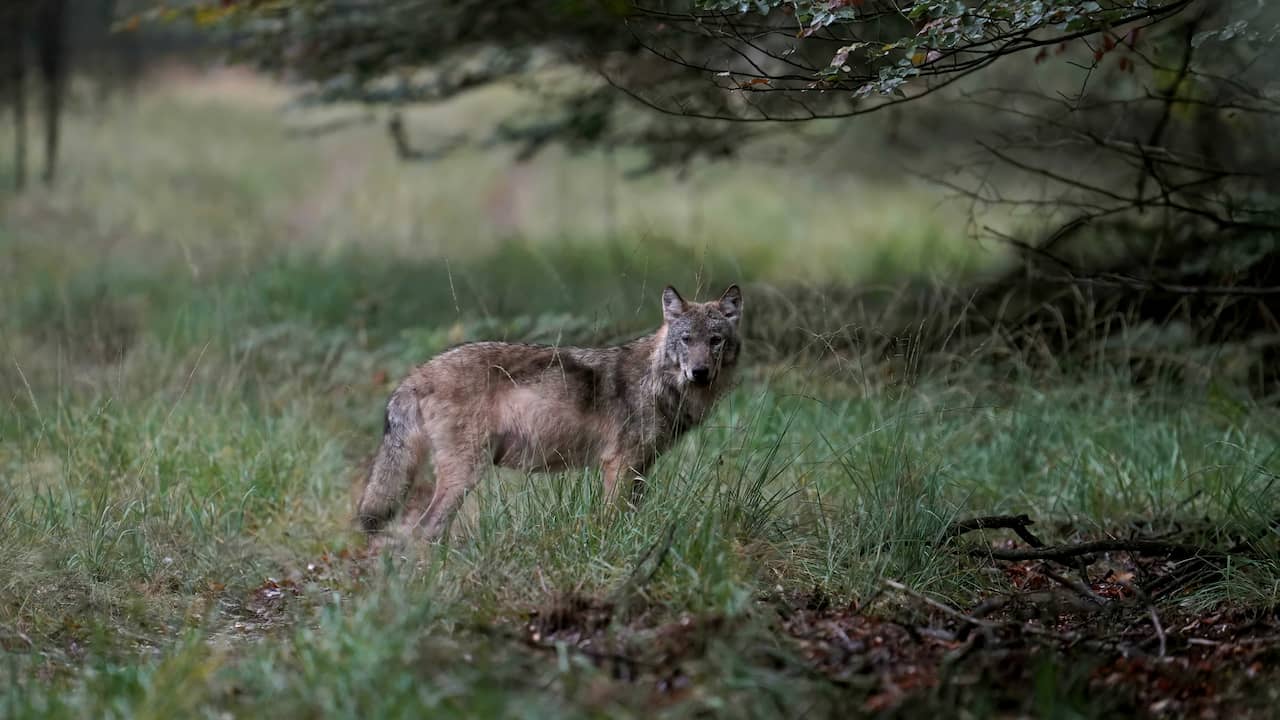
[355,284,743,542]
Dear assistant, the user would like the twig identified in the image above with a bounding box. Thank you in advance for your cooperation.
[1136,19,1196,210]
[1037,564,1106,606]
[885,580,1080,645]
[1187,635,1280,648]
[0,627,34,650]
[968,595,1011,620]
[883,580,1001,630]
[941,633,981,665]
[469,622,656,672]
[955,595,1008,642]
[1028,271,1280,298]
[984,229,1081,274]
[1149,606,1167,659]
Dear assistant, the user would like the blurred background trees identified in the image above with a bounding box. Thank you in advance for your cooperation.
[0,0,221,189]
[1,1,67,188]
[4,0,1278,386]
[183,0,1279,387]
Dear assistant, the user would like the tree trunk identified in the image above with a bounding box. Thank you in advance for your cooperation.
[37,0,67,186]
[9,44,27,191]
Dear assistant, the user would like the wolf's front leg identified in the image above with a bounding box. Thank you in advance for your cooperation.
[601,455,647,510]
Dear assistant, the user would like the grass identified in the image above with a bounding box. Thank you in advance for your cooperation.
[1,68,1279,717]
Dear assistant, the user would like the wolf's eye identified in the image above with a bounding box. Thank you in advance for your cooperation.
[680,334,691,345]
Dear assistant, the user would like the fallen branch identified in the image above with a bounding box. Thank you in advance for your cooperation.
[968,538,1221,562]
[944,514,1046,548]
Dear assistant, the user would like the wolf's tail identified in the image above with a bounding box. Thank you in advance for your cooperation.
[356,388,425,534]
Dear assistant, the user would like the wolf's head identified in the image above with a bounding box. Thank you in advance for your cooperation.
[660,284,743,389]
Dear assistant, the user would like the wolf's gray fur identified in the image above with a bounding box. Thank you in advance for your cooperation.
[356,284,743,541]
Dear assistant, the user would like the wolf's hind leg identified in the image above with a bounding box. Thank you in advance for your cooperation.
[356,389,426,534]
[412,449,483,542]
[393,476,437,536]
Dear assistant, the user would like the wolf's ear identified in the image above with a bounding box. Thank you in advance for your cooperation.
[718,284,743,325]
[662,286,687,323]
